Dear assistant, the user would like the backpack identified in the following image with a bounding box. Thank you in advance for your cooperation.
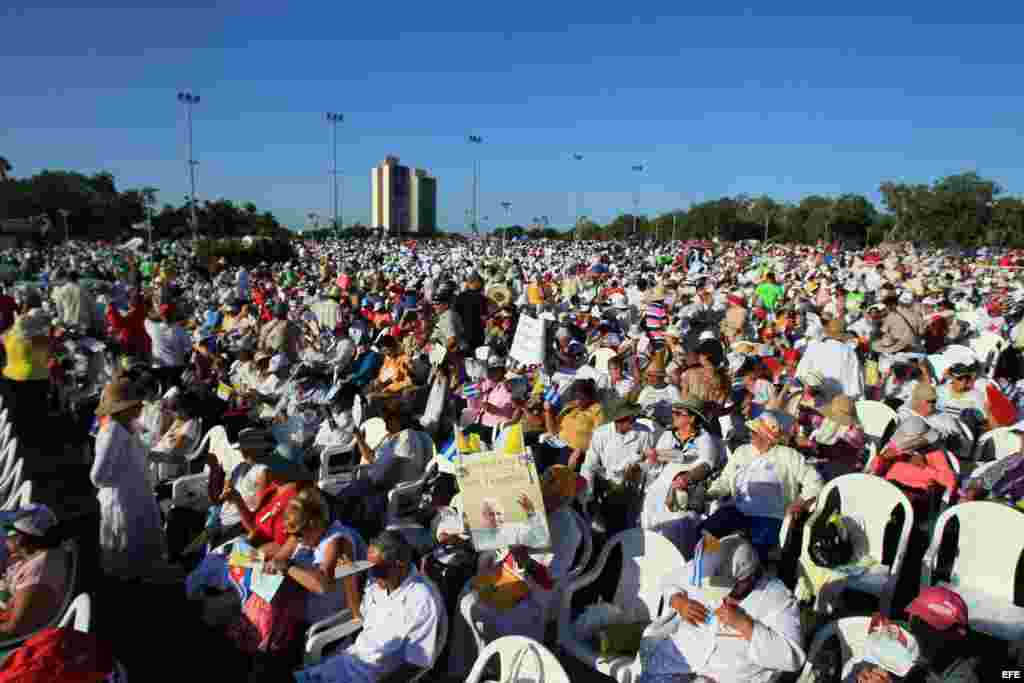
[0,628,114,683]
[808,487,854,569]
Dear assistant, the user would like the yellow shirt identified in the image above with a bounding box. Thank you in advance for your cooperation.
[527,283,546,306]
[558,402,605,451]
[3,332,50,381]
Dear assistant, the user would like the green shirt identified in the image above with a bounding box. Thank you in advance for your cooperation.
[755,282,785,311]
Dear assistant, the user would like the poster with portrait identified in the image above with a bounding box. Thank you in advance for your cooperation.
[455,448,550,552]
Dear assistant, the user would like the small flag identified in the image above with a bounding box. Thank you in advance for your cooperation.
[497,423,525,456]
[455,428,483,455]
[531,373,546,398]
[460,382,482,399]
[439,435,457,461]
[544,384,561,409]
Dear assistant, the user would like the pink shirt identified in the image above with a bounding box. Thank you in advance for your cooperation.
[1,548,67,634]
[479,381,516,428]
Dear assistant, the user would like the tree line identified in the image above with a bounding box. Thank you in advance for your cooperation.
[0,158,290,241]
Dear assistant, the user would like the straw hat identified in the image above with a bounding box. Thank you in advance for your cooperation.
[485,283,512,308]
[95,376,145,417]
[822,395,856,426]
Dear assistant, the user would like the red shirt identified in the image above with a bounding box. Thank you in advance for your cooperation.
[0,295,16,333]
[251,484,301,546]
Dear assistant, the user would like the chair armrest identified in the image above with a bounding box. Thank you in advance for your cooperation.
[920,547,938,590]
[557,540,613,666]
[305,614,364,666]
[307,608,354,639]
[171,472,211,510]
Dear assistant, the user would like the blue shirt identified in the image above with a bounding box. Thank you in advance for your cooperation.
[349,351,382,388]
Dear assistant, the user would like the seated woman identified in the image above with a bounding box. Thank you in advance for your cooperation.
[334,400,428,525]
[793,394,867,481]
[149,390,202,482]
[538,378,603,471]
[868,416,958,512]
[642,398,726,555]
[185,450,313,601]
[450,465,584,675]
[226,488,366,663]
[0,505,67,639]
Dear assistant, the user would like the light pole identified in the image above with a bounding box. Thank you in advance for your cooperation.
[307,212,320,232]
[631,163,645,238]
[468,135,483,236]
[572,153,584,240]
[58,209,70,244]
[326,113,344,232]
[177,91,201,240]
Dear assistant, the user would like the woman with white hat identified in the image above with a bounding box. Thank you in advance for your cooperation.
[91,374,167,579]
[0,504,67,638]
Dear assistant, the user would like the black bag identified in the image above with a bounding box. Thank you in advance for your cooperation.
[808,487,854,569]
[422,544,477,624]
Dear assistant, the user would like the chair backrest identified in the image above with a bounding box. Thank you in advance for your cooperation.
[0,459,24,504]
[0,408,8,430]
[58,593,92,633]
[854,400,898,441]
[565,507,593,585]
[974,428,1022,462]
[465,636,571,683]
[608,529,686,621]
[971,332,1006,369]
[1,479,32,511]
[361,417,388,450]
[815,474,914,567]
[799,617,872,683]
[931,502,1024,604]
[0,437,16,482]
[593,348,617,375]
[0,422,11,455]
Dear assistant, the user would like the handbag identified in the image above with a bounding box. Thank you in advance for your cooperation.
[808,487,854,569]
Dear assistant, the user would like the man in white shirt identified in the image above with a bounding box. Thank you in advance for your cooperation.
[294,531,442,683]
[644,537,805,683]
[312,287,343,331]
[795,318,864,400]
[52,271,96,331]
[144,304,192,386]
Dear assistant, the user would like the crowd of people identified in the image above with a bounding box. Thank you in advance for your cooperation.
[0,233,1023,682]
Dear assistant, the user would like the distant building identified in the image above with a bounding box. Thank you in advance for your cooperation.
[371,156,436,235]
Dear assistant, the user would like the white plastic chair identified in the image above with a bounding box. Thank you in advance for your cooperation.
[970,332,1006,374]
[466,636,570,683]
[58,593,92,632]
[592,348,618,376]
[955,311,979,329]
[853,400,897,447]
[797,474,914,616]
[0,437,16,483]
[303,575,447,682]
[796,617,873,683]
[361,417,388,450]
[920,501,1024,642]
[0,423,11,455]
[0,459,25,506]
[1,479,32,511]
[972,427,1022,462]
[169,425,232,514]
[558,529,686,683]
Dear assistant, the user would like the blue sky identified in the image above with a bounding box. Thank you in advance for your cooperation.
[3,1,1023,232]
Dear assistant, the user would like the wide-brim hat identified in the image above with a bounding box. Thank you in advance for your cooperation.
[231,428,275,453]
[671,397,707,424]
[822,395,856,426]
[605,399,641,423]
[95,377,146,417]
[485,284,512,308]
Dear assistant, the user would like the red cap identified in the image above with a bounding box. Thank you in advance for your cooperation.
[753,308,768,321]
[783,348,801,364]
[906,587,968,636]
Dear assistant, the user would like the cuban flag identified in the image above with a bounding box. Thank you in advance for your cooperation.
[439,434,457,462]
[461,382,482,399]
[544,384,561,409]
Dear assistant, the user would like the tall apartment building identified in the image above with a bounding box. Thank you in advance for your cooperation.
[371,156,436,235]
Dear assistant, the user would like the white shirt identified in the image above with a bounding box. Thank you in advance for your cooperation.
[144,319,192,367]
[795,338,864,400]
[295,569,440,683]
[734,457,787,519]
[644,567,805,683]
[581,422,654,495]
[638,384,682,427]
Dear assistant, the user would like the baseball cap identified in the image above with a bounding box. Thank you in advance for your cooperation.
[905,586,968,637]
[5,504,58,538]
[862,621,921,678]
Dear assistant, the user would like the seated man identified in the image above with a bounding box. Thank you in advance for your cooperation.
[641,537,805,683]
[367,335,412,399]
[293,531,441,683]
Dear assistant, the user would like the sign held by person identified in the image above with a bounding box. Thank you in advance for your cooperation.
[509,314,545,366]
[455,449,550,552]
